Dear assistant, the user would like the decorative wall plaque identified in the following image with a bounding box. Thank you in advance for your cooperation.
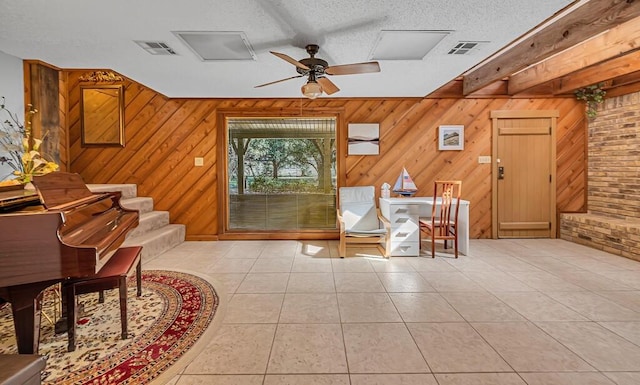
[79,71,124,82]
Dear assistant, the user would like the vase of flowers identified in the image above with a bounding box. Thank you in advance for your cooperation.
[0,97,59,186]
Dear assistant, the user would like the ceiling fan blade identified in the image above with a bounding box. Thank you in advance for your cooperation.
[255,0,320,50]
[325,61,380,76]
[255,75,304,88]
[321,16,388,38]
[253,0,387,53]
[270,51,310,71]
[317,77,340,95]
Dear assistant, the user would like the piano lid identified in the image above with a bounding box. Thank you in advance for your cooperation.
[32,172,95,209]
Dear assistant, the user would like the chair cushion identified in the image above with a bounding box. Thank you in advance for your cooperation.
[339,186,375,205]
[346,228,387,236]
[342,202,379,231]
[339,186,379,231]
[419,218,456,228]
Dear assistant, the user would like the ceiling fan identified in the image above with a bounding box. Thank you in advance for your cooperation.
[255,44,380,99]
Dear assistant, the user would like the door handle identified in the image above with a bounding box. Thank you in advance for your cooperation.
[498,166,505,180]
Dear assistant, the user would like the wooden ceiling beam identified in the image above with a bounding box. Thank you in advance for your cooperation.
[603,80,640,97]
[467,80,509,98]
[427,79,511,98]
[609,69,640,87]
[513,83,561,98]
[462,0,640,95]
[427,79,464,98]
[552,49,640,94]
[508,16,640,94]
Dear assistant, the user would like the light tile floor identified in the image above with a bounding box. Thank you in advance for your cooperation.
[144,239,640,385]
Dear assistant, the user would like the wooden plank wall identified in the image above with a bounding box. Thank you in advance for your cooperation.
[58,71,69,171]
[64,70,587,240]
[23,62,62,167]
[23,61,69,172]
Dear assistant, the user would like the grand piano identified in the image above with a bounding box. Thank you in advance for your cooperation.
[0,172,139,354]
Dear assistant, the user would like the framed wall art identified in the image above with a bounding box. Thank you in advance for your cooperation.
[348,123,380,155]
[438,125,464,151]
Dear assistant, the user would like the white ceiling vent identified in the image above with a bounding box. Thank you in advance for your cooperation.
[447,41,487,55]
[173,31,256,61]
[135,41,177,55]
[370,30,452,60]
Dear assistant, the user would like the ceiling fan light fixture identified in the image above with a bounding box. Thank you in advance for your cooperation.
[301,81,323,99]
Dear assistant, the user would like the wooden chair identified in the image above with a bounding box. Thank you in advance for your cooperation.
[337,186,391,258]
[64,246,143,352]
[419,181,462,258]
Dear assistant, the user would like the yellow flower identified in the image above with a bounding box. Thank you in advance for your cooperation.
[33,138,42,151]
[14,148,59,183]
[2,102,59,183]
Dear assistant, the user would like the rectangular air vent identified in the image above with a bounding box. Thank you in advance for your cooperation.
[370,30,452,60]
[173,31,256,61]
[135,41,177,55]
[447,41,486,55]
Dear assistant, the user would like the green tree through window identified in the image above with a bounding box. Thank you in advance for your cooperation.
[227,118,337,231]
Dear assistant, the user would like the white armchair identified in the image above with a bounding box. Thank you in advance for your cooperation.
[336,186,391,258]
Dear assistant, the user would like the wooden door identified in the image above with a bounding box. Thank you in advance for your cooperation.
[491,111,558,238]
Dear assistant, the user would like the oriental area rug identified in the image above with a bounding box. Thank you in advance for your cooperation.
[0,270,219,385]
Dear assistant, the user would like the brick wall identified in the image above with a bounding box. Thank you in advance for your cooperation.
[561,91,640,261]
[587,91,640,219]
[561,213,640,261]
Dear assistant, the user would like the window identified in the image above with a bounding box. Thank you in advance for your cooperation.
[226,117,337,231]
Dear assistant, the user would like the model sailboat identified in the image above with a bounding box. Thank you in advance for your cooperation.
[393,167,418,197]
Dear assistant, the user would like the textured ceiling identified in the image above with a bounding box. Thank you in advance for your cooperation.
[0,0,574,98]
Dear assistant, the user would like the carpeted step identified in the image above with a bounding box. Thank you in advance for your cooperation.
[87,184,137,199]
[120,197,154,214]
[88,184,153,214]
[87,183,185,260]
[127,211,170,239]
[123,224,185,262]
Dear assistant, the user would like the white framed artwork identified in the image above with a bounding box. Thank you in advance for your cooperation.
[438,125,464,151]
[348,123,380,155]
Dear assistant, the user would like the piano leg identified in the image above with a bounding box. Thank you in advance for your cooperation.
[66,283,78,352]
[55,284,69,335]
[9,293,43,354]
[1,281,57,354]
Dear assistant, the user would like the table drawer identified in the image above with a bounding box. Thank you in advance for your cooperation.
[391,226,419,242]
[390,241,420,257]
[388,205,420,222]
[389,214,416,228]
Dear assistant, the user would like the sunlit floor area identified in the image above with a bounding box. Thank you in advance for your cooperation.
[144,239,640,385]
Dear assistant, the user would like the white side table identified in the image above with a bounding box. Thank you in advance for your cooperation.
[379,197,470,256]
[379,198,422,256]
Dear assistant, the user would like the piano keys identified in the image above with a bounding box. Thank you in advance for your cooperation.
[0,172,139,354]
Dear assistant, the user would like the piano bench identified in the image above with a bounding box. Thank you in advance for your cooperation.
[64,246,143,352]
[0,354,46,385]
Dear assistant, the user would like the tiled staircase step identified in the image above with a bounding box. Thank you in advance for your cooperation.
[87,184,137,199]
[127,211,170,239]
[120,197,154,214]
[123,224,186,262]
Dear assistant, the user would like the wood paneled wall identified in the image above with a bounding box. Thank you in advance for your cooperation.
[57,70,69,171]
[23,61,63,167]
[64,70,587,240]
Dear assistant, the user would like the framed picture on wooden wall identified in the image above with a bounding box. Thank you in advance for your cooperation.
[348,123,380,155]
[438,125,464,151]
